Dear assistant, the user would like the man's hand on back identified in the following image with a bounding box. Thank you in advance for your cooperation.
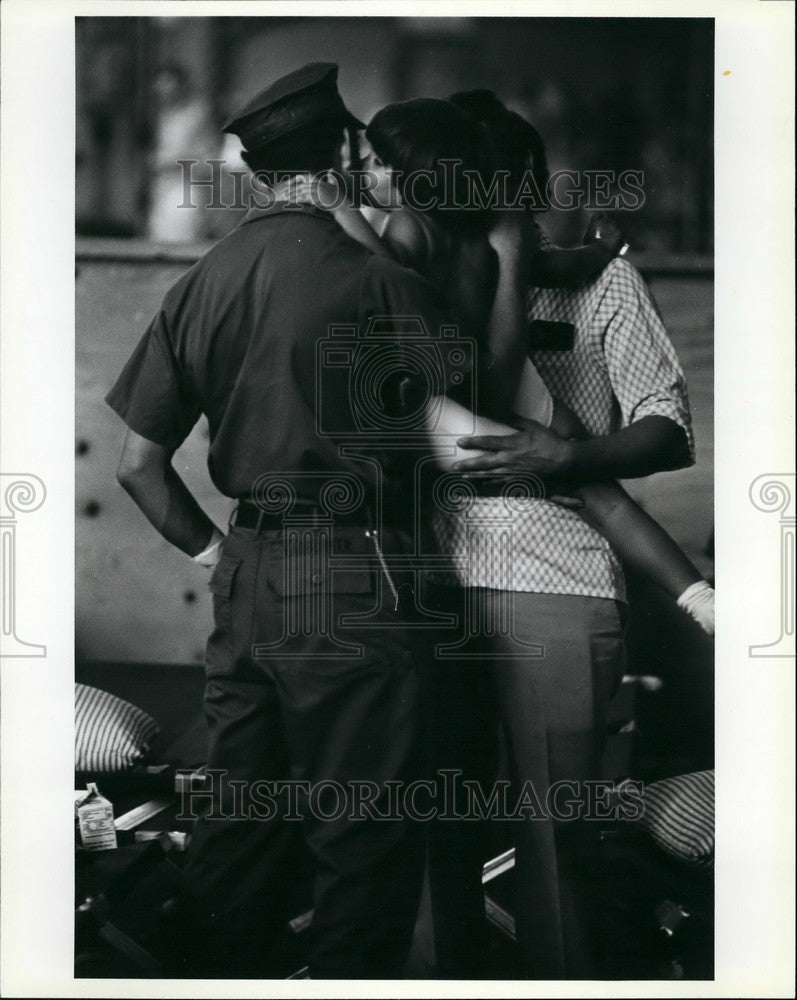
[454,413,691,481]
[453,416,573,477]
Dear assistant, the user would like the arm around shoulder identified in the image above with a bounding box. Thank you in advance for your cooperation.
[381,210,430,272]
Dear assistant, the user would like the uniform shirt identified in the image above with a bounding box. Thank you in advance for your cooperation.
[431,225,693,601]
[107,203,459,510]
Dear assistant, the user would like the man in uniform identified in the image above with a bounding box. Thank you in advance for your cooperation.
[106,63,461,979]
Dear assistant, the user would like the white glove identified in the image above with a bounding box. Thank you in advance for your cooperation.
[192,527,224,569]
[677,580,715,636]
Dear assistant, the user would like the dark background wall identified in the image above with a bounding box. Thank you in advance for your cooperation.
[76,15,713,252]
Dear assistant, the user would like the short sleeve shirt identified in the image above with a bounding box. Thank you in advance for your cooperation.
[106,203,459,507]
[528,225,695,450]
[430,226,694,603]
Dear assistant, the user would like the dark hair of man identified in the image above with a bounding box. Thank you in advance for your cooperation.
[365,98,495,237]
[241,121,345,180]
[448,89,550,212]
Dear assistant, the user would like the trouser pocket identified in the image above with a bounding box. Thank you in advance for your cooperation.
[205,542,259,676]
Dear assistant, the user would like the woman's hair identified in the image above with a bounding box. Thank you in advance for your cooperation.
[241,121,346,179]
[448,89,550,212]
[365,98,495,235]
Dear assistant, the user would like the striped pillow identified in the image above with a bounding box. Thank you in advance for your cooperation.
[75,683,160,773]
[640,770,714,868]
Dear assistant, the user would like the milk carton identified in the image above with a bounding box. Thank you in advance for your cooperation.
[76,782,117,851]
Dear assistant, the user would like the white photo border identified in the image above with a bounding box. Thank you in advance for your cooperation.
[1,1,794,997]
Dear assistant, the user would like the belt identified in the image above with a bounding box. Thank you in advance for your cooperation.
[470,478,508,498]
[232,499,374,534]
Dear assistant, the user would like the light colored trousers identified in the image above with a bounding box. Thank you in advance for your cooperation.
[483,589,627,978]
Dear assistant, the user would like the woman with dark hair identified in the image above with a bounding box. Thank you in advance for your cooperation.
[355,100,712,629]
[292,95,712,976]
[450,87,552,206]
[359,98,502,343]
[449,88,624,288]
[362,97,495,236]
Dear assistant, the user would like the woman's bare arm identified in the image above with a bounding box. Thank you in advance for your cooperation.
[286,174,399,258]
[531,243,615,289]
[530,215,624,289]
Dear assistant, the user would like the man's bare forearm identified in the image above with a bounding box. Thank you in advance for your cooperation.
[560,415,692,480]
[455,413,691,480]
[118,460,217,557]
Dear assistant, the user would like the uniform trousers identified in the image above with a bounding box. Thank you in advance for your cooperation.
[177,525,426,979]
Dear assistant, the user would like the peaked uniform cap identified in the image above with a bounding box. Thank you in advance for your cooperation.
[223,62,364,151]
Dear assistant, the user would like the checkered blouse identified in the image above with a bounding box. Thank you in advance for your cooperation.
[430,228,694,601]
